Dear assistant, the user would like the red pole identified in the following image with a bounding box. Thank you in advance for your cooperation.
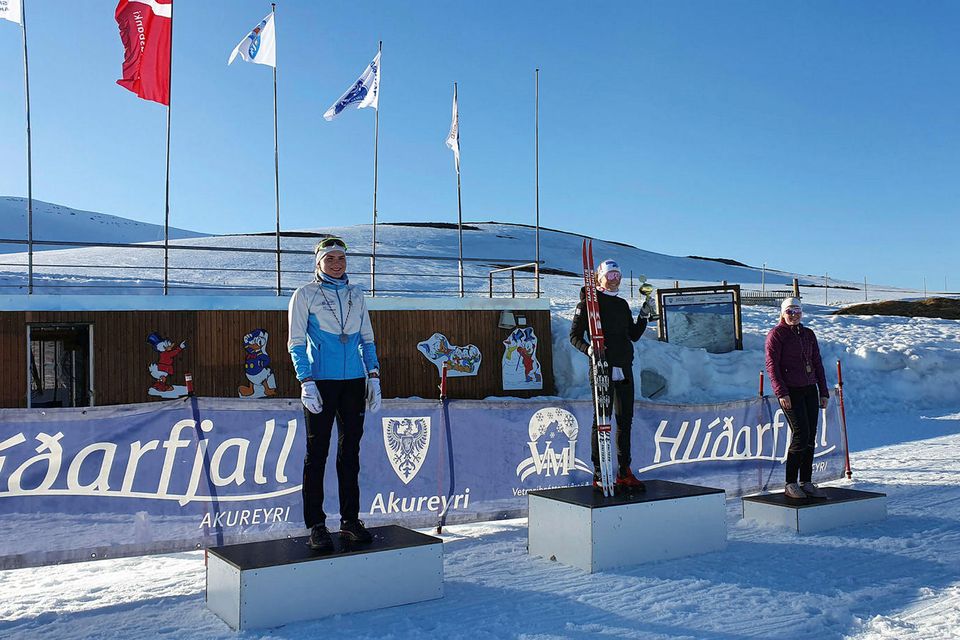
[836,360,852,479]
[758,371,764,397]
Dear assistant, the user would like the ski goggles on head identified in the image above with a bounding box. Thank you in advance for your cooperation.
[316,237,347,251]
[315,237,348,260]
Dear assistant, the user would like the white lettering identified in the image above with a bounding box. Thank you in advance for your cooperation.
[121,439,160,493]
[254,419,275,484]
[8,432,63,494]
[66,442,117,492]
[368,489,472,515]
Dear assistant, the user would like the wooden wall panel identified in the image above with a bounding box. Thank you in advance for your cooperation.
[0,308,554,408]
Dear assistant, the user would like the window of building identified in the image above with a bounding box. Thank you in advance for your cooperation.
[28,324,93,408]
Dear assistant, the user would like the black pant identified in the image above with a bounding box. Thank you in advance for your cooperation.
[302,377,367,527]
[782,384,820,484]
[591,373,635,476]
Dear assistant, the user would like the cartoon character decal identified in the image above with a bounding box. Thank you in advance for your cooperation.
[238,328,277,398]
[146,331,188,399]
[417,332,481,378]
[502,327,542,390]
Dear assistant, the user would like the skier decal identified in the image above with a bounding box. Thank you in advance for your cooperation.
[417,332,481,377]
[502,327,543,390]
[382,417,431,485]
[146,331,188,399]
[516,408,592,482]
[238,329,277,398]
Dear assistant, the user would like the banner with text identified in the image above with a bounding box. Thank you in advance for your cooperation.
[0,394,847,568]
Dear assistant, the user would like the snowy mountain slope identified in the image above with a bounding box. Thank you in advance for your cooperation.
[0,201,896,300]
[0,197,206,254]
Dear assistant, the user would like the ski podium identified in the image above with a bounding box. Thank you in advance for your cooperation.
[525,240,728,573]
[206,526,443,630]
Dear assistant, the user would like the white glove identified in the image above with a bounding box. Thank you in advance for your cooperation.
[639,297,656,318]
[300,381,322,414]
[612,366,625,382]
[366,377,382,413]
[587,345,594,358]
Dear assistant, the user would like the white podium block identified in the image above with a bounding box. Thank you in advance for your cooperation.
[528,480,727,573]
[742,487,887,534]
[206,525,443,630]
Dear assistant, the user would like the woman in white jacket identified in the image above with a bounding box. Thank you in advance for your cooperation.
[288,237,381,551]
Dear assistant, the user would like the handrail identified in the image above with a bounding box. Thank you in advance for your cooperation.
[488,262,539,298]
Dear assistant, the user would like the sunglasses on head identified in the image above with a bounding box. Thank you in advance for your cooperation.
[785,307,802,316]
[315,237,348,252]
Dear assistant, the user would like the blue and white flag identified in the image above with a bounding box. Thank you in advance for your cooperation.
[445,84,460,174]
[323,51,380,121]
[228,12,276,67]
[0,0,22,24]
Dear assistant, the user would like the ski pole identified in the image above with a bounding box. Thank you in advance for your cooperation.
[758,371,764,397]
[836,360,852,479]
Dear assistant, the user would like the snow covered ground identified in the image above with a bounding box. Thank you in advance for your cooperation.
[2,417,959,640]
[2,203,959,639]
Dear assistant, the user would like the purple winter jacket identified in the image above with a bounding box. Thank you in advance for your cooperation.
[764,320,828,399]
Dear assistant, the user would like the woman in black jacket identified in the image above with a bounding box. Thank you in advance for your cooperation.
[570,259,651,489]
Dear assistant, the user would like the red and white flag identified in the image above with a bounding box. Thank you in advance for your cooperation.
[115,0,172,105]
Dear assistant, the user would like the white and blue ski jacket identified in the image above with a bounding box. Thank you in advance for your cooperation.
[287,275,379,381]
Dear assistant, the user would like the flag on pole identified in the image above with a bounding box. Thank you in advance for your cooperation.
[115,0,172,105]
[323,51,380,121]
[446,85,460,175]
[228,12,276,67]
[0,0,21,24]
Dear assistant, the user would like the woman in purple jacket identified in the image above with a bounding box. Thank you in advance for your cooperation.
[765,297,830,499]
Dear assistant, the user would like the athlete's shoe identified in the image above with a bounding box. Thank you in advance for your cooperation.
[339,519,373,543]
[308,525,333,551]
[615,469,646,490]
[800,482,827,498]
[784,482,807,499]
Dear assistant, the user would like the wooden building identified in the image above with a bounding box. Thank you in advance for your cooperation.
[0,296,553,408]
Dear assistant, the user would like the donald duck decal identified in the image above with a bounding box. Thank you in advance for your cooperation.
[238,328,277,398]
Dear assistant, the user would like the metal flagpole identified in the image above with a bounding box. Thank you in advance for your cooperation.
[454,82,463,297]
[21,0,34,294]
[534,68,540,298]
[272,3,281,295]
[163,0,174,295]
[370,40,381,296]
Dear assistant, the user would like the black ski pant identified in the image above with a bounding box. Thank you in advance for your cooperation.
[782,384,820,484]
[591,373,635,477]
[302,377,367,528]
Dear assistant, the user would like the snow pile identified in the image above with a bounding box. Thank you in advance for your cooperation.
[551,295,960,420]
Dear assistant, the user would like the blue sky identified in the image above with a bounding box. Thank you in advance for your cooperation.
[1,1,958,291]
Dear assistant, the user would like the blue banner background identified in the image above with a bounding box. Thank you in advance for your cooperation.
[0,395,847,568]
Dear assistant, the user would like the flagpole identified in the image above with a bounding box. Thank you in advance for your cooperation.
[21,0,34,294]
[370,40,381,296]
[454,82,463,298]
[163,1,174,295]
[534,68,540,299]
[272,3,281,296]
